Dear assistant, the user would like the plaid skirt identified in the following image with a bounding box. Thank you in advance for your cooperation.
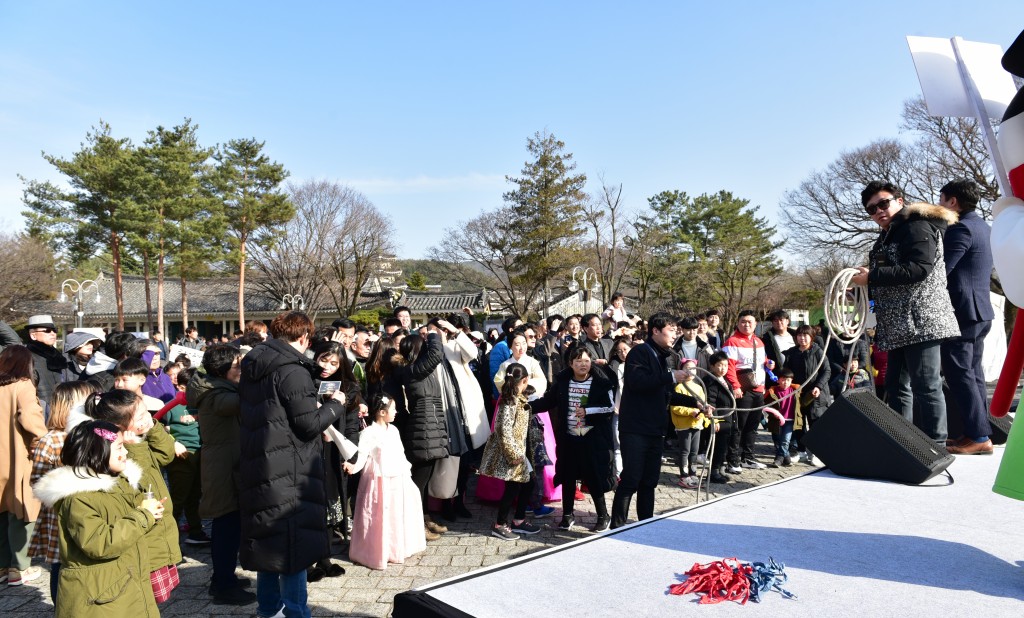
[150,564,180,603]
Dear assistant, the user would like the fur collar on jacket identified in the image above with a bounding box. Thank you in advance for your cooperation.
[895,202,959,226]
[33,460,143,508]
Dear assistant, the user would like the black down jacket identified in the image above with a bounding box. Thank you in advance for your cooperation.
[237,338,343,574]
[395,332,448,463]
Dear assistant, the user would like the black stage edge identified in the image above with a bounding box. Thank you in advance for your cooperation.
[392,469,823,618]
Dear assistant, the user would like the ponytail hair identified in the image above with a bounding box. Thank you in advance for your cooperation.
[500,363,529,403]
[85,389,140,431]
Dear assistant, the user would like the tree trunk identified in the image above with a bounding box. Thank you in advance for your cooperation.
[111,231,125,330]
[142,250,153,332]
[181,275,189,335]
[238,237,246,325]
[157,241,165,339]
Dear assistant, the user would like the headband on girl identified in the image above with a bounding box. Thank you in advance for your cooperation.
[93,427,118,442]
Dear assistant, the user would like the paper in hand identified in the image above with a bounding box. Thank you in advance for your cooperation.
[318,381,341,396]
[324,425,358,460]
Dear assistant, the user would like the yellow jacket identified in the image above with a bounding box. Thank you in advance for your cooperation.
[671,381,708,430]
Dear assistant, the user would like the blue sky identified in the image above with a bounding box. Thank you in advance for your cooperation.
[1,2,1021,261]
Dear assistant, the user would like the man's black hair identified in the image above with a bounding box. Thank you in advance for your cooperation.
[104,332,140,361]
[203,344,240,379]
[647,313,678,333]
[939,179,980,212]
[769,310,790,321]
[393,305,411,317]
[332,318,355,330]
[678,316,698,330]
[861,180,902,207]
[383,317,403,329]
[112,357,148,378]
[709,350,729,365]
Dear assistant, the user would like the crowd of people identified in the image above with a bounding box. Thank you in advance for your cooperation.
[0,175,997,616]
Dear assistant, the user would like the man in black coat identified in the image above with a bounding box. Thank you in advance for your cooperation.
[611,313,701,529]
[24,314,64,411]
[567,313,615,382]
[238,311,346,618]
[939,180,996,454]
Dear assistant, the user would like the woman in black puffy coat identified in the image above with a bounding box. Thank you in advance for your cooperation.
[392,332,448,537]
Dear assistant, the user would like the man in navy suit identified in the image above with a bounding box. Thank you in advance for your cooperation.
[939,179,996,455]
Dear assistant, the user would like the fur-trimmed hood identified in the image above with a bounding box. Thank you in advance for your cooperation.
[896,202,959,227]
[33,460,143,508]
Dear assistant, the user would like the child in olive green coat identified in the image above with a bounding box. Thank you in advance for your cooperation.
[33,420,165,617]
[87,389,183,602]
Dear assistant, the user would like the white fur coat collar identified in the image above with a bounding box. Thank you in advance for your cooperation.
[33,460,143,508]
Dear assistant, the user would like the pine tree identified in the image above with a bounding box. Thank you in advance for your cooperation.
[21,121,146,329]
[214,139,294,324]
[140,120,216,335]
[503,131,588,314]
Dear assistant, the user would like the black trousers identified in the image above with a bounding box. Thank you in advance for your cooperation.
[497,478,534,525]
[210,511,242,591]
[611,432,663,528]
[728,391,763,464]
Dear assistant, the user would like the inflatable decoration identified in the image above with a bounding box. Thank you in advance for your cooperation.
[991,28,1024,501]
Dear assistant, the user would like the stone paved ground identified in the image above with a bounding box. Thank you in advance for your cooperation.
[2,431,817,617]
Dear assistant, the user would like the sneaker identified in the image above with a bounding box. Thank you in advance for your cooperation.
[592,517,610,532]
[710,469,730,483]
[424,527,441,541]
[558,515,575,530]
[526,505,555,518]
[782,456,792,467]
[185,531,212,546]
[806,454,816,465]
[574,488,585,501]
[742,459,767,470]
[425,518,448,534]
[676,476,699,489]
[726,464,743,474]
[491,524,520,541]
[694,454,708,466]
[511,520,541,535]
[7,566,42,586]
[769,456,783,468]
[212,585,257,606]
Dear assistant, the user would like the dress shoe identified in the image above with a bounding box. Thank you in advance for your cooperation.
[945,436,970,448]
[424,527,441,541]
[947,438,994,455]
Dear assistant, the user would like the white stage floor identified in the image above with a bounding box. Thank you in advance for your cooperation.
[397,449,1024,617]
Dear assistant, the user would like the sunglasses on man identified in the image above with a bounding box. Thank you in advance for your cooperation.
[865,196,897,216]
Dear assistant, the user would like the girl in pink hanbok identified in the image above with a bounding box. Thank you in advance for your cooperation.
[342,394,427,570]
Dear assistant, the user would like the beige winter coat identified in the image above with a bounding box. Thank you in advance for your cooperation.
[1,379,48,521]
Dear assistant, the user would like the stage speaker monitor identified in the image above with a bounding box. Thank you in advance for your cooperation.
[803,389,954,484]
[989,413,1013,446]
